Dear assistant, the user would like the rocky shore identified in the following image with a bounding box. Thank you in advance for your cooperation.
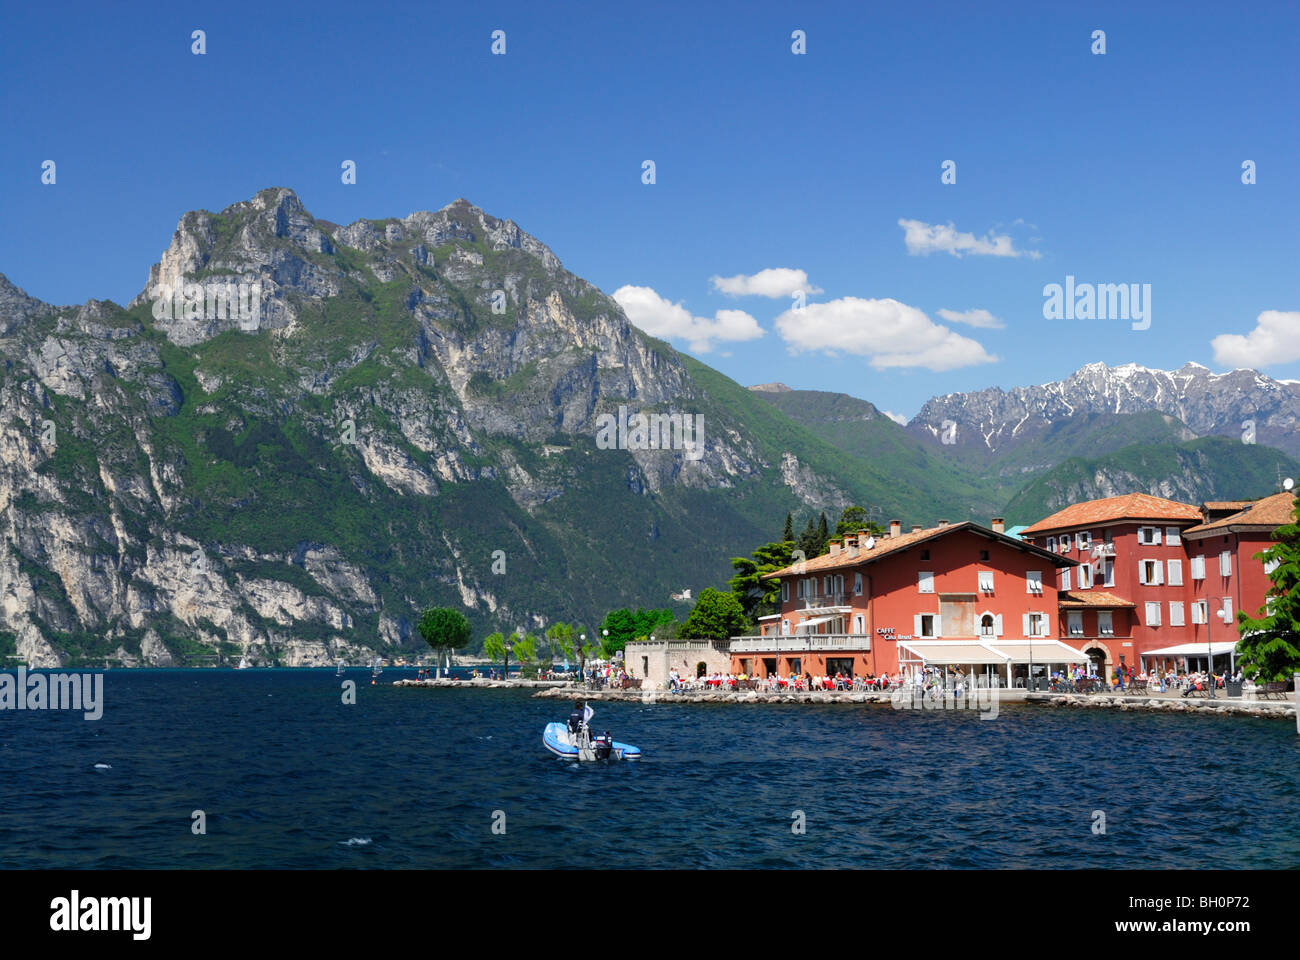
[531,684,1297,720]
[392,678,568,690]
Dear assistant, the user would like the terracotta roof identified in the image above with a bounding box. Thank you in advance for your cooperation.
[1021,493,1201,535]
[1058,590,1137,609]
[762,521,1067,579]
[1184,492,1298,536]
[1202,500,1253,512]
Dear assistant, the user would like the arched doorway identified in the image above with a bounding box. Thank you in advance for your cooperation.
[1083,644,1109,679]
[696,661,707,678]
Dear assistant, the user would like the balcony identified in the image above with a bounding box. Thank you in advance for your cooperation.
[800,593,849,613]
[730,634,871,653]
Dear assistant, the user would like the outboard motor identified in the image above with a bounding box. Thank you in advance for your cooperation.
[593,731,613,761]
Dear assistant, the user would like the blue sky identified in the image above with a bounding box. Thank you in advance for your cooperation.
[3,0,1297,419]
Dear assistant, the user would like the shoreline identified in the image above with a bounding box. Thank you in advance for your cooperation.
[527,684,1297,720]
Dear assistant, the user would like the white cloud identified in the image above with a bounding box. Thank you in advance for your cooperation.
[1210,310,1300,368]
[881,410,909,425]
[898,218,1042,260]
[710,268,822,298]
[937,307,1006,329]
[773,297,997,371]
[613,285,764,354]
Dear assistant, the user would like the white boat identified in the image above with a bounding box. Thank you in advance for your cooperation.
[543,721,641,761]
[336,660,345,676]
[237,656,250,670]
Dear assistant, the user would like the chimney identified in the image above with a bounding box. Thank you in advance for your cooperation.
[828,540,841,557]
[889,520,902,538]
[992,517,1005,534]
[937,519,949,527]
[911,524,922,533]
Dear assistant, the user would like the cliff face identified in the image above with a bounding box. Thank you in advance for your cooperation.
[0,189,861,667]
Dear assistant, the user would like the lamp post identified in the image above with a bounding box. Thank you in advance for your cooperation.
[579,633,586,685]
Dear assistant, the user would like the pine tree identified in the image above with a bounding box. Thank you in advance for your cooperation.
[782,512,794,543]
[1236,494,1300,682]
[816,512,830,555]
[797,516,818,558]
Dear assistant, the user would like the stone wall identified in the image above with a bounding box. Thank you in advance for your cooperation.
[625,640,732,689]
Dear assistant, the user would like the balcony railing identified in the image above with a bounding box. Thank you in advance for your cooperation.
[730,634,871,653]
[800,593,848,610]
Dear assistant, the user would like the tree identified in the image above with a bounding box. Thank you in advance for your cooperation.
[514,633,538,676]
[797,515,819,559]
[816,512,830,554]
[1236,495,1300,682]
[545,622,574,664]
[599,608,675,652]
[417,607,472,676]
[835,506,881,538]
[481,631,510,677]
[729,540,796,622]
[782,512,794,543]
[679,587,751,642]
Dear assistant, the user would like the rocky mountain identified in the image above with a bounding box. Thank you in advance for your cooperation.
[0,188,942,668]
[909,361,1300,462]
[1003,436,1300,524]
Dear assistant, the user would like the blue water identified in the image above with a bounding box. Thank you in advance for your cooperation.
[1,669,1297,869]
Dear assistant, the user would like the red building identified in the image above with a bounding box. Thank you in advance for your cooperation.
[730,519,1085,683]
[1020,491,1295,677]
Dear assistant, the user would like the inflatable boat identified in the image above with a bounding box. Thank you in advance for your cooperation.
[543,722,641,761]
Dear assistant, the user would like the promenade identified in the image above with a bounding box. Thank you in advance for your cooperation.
[530,683,1297,720]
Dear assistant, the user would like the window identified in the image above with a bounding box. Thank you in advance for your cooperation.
[1190,555,1206,580]
[918,571,934,594]
[1221,597,1233,622]
[917,614,937,638]
[1067,611,1084,636]
[1169,601,1185,627]
[796,579,806,599]
[980,614,996,637]
[1103,559,1115,587]
[1219,551,1232,577]
[1098,611,1114,636]
[1145,601,1162,626]
[979,549,990,561]
[853,614,865,634]
[1264,558,1280,575]
[1061,568,1071,591]
[920,549,930,561]
[781,619,790,634]
[1047,536,1057,552]
[823,575,832,595]
[781,581,789,603]
[853,573,863,596]
[1076,531,1092,551]
[1059,538,1071,554]
[1137,526,1162,546]
[1103,529,1113,544]
[1026,570,1043,594]
[1139,560,1163,585]
[1024,612,1048,637]
[1165,527,1181,546]
[1191,601,1206,625]
[1078,564,1092,589]
[1167,559,1182,586]
[978,570,994,593]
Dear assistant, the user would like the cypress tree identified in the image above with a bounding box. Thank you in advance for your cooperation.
[782,512,794,543]
[816,512,830,555]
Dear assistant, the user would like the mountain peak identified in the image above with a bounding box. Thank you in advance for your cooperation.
[749,382,793,393]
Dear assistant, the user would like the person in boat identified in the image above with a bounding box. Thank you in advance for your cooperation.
[568,701,586,739]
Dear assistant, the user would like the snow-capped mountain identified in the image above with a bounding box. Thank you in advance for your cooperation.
[910,361,1300,459]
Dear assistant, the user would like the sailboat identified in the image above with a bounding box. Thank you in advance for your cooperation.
[370,657,383,683]
[237,656,250,670]
[336,659,345,676]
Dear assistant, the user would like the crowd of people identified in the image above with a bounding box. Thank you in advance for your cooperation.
[665,668,905,693]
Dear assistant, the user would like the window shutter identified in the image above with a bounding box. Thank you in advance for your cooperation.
[1152,528,1162,546]
[1022,613,1031,637]
[1138,562,1147,586]
[994,614,1003,636]
[1154,563,1164,585]
[933,615,943,637]
[914,614,922,637]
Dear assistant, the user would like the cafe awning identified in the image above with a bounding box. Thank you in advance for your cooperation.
[898,641,1007,664]
[1142,642,1238,657]
[796,616,834,631]
[984,640,1092,664]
